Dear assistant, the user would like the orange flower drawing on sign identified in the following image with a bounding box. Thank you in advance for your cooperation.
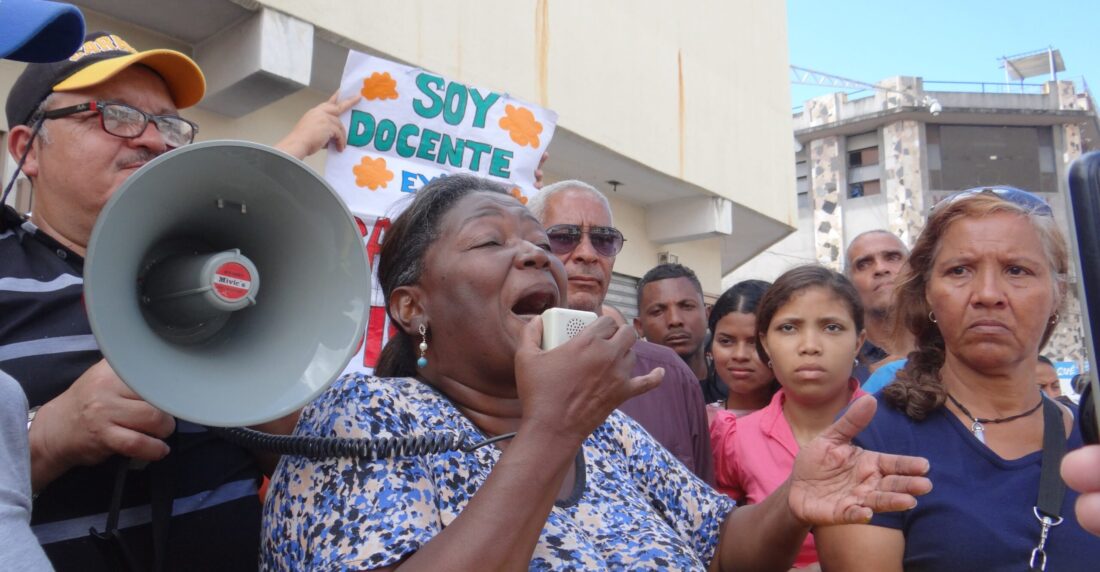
[360,72,398,100]
[509,187,528,205]
[353,156,393,190]
[498,104,543,148]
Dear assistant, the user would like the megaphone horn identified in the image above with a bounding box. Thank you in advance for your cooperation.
[85,140,370,428]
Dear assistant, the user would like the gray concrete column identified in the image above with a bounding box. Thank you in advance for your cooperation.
[809,135,844,270]
[882,120,927,246]
[805,93,845,270]
[1045,80,1088,366]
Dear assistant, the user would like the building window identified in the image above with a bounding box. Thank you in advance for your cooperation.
[796,158,809,196]
[846,131,882,198]
[606,272,640,322]
[936,125,1056,193]
[849,179,881,198]
[847,147,879,168]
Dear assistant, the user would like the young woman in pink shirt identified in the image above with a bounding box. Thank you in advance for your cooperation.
[711,266,868,570]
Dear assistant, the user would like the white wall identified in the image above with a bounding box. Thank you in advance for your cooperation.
[608,193,723,293]
[256,0,796,225]
[723,193,815,288]
[1,1,788,296]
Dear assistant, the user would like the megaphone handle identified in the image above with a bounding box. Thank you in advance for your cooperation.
[210,427,517,460]
[89,457,141,572]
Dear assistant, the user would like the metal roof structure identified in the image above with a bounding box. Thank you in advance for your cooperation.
[1001,47,1066,81]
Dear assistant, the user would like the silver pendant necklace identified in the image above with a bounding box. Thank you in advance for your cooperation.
[946,392,1044,444]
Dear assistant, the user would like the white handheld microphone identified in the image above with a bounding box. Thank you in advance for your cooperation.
[541,308,598,350]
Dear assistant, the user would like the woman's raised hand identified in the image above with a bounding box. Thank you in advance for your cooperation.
[514,315,664,443]
[788,396,932,525]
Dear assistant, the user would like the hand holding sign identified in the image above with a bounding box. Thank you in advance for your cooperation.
[276,92,362,159]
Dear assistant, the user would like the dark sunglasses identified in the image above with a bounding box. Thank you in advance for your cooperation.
[39,100,198,148]
[545,224,626,257]
[933,186,1053,216]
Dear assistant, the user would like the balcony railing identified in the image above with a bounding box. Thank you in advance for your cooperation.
[922,80,1048,94]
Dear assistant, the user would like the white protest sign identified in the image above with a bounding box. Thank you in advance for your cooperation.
[324,51,558,374]
[327,51,556,217]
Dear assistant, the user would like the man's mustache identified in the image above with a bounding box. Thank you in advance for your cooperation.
[116,149,161,169]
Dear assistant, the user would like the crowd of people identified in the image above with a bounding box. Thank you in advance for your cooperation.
[2,1,1100,571]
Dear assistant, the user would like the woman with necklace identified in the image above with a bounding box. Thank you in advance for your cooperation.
[816,187,1100,571]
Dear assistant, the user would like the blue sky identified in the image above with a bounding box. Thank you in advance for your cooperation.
[787,0,1099,107]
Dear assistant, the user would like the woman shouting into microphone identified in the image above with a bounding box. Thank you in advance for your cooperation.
[260,175,931,572]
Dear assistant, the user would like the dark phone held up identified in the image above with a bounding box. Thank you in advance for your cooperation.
[1067,151,1100,444]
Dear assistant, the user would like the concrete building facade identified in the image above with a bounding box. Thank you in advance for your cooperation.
[727,74,1100,367]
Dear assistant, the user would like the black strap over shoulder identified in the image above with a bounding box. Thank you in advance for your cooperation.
[1037,398,1067,518]
[1030,398,1068,571]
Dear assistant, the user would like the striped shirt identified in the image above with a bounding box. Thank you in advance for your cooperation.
[0,207,262,571]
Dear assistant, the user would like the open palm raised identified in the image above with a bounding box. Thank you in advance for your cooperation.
[788,396,933,526]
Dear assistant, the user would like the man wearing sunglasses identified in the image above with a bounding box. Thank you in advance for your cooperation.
[0,30,351,570]
[529,180,714,485]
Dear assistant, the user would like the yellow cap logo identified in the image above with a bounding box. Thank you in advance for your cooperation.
[68,35,137,62]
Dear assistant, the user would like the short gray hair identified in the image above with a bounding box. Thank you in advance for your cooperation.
[843,229,908,276]
[29,93,61,145]
[527,179,612,224]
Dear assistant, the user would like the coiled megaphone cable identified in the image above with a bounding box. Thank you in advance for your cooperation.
[212,427,518,460]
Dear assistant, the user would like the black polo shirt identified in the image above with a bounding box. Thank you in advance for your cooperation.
[0,206,262,571]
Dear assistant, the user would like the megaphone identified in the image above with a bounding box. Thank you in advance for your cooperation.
[84,140,369,428]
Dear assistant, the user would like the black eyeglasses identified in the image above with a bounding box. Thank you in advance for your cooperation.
[545,224,626,257]
[933,186,1053,216]
[40,100,198,148]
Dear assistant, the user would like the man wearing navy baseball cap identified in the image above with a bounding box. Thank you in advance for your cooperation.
[2,29,207,242]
